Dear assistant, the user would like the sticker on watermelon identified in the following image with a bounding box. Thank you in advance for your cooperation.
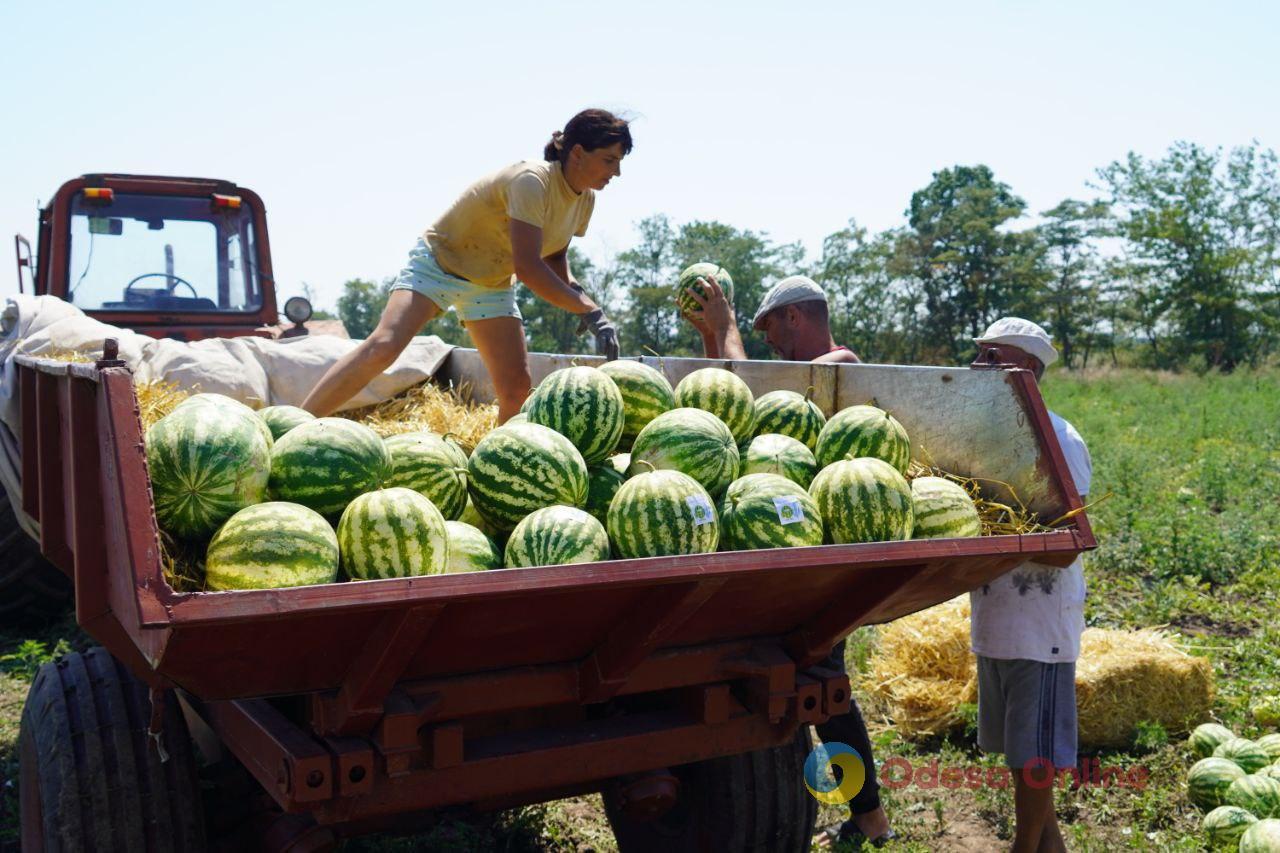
[686,494,715,526]
[773,496,806,525]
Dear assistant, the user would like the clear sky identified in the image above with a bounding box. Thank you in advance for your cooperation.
[4,1,1278,311]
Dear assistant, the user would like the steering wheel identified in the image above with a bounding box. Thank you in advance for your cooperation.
[124,273,199,298]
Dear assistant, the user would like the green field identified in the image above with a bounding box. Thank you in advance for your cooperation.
[3,368,1278,851]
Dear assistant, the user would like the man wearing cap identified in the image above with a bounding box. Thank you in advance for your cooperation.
[970,317,1092,853]
[683,274,861,364]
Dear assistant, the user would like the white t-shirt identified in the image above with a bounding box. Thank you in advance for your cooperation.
[970,411,1093,664]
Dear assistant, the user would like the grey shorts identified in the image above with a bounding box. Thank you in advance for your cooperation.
[977,656,1077,770]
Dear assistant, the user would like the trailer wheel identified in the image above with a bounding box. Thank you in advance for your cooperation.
[0,491,71,624]
[603,728,818,853]
[18,647,206,852]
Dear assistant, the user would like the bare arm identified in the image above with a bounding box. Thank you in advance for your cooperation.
[813,348,862,364]
[686,276,746,360]
[510,221,595,314]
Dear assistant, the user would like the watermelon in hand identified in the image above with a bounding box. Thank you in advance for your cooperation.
[675,262,734,316]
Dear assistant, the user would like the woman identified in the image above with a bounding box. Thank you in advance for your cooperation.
[302,108,629,421]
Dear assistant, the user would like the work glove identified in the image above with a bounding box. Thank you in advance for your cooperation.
[577,307,620,361]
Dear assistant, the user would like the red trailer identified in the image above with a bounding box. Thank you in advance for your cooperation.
[10,344,1093,852]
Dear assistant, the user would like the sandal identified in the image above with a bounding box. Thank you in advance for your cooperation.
[815,819,898,848]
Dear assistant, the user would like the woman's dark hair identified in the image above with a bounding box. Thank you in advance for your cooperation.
[544,109,633,165]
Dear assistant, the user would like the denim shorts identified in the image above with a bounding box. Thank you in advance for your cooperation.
[389,237,522,322]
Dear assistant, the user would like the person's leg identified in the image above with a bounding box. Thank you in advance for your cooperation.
[464,315,531,423]
[1002,660,1076,853]
[1012,767,1056,853]
[301,290,440,416]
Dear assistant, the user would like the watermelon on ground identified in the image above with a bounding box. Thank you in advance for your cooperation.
[815,405,911,474]
[257,405,316,441]
[1258,734,1280,762]
[675,262,734,316]
[1188,757,1248,810]
[809,457,914,544]
[1203,806,1258,847]
[467,422,588,532]
[719,473,823,552]
[1216,738,1273,774]
[740,433,818,489]
[383,432,469,520]
[337,487,449,580]
[598,360,676,448]
[526,366,625,464]
[1226,775,1280,819]
[673,368,756,445]
[608,469,719,558]
[629,408,739,498]
[585,463,627,525]
[752,389,826,451]
[505,505,609,568]
[147,405,272,541]
[1190,723,1237,759]
[204,502,339,591]
[1241,819,1280,853]
[268,418,389,517]
[910,476,981,539]
[443,521,502,573]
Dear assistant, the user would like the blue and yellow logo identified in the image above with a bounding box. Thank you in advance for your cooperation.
[803,741,866,804]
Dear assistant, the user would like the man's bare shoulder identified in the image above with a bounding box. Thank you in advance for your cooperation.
[811,349,861,365]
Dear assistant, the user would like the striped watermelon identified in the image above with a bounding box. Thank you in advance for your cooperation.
[205,502,339,591]
[527,366,625,464]
[629,408,739,498]
[910,477,981,539]
[1241,819,1280,853]
[741,433,818,488]
[337,487,449,580]
[608,470,719,558]
[443,520,502,573]
[1191,723,1238,759]
[752,389,826,451]
[598,360,676,447]
[675,262,735,315]
[1226,775,1280,818]
[1188,757,1248,809]
[815,405,912,474]
[719,473,823,551]
[1204,806,1258,846]
[257,405,316,441]
[673,368,756,445]
[175,392,273,447]
[505,412,529,425]
[809,457,914,544]
[585,463,627,524]
[519,395,533,414]
[505,505,610,568]
[1258,734,1280,762]
[1217,738,1273,774]
[269,418,390,517]
[1261,766,1280,783]
[458,496,504,542]
[383,432,469,520]
[467,422,588,531]
[146,406,272,540]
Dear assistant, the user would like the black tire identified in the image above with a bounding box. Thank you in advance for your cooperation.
[603,728,818,853]
[18,647,206,852]
[0,490,72,624]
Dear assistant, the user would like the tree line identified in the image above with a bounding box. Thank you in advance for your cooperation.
[334,140,1280,372]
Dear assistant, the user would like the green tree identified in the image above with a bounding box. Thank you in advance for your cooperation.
[614,215,681,356]
[812,221,915,362]
[1036,200,1110,368]
[336,278,390,340]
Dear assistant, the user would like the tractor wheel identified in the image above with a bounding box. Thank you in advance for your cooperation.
[603,727,818,853]
[0,490,71,624]
[18,647,205,852]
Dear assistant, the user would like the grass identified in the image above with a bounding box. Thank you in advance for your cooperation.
[1,368,1277,851]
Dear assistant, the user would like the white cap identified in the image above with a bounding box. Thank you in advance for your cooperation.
[975,317,1058,368]
[751,275,827,329]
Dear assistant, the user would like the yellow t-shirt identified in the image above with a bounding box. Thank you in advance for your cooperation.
[424,160,595,290]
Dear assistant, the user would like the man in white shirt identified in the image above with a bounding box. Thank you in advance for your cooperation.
[969,318,1092,853]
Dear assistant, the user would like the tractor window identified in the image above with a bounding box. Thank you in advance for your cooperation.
[67,192,263,313]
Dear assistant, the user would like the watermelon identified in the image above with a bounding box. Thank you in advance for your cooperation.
[608,469,719,558]
[175,392,273,447]
[505,412,529,425]
[1216,738,1273,774]
[673,368,756,445]
[814,405,912,474]
[268,418,389,517]
[443,520,502,573]
[146,406,272,540]
[740,433,818,489]
[526,366,624,465]
[1260,765,1280,783]
[629,408,739,498]
[1188,757,1249,809]
[1241,819,1280,853]
[505,505,610,568]
[1255,699,1280,728]
[752,389,826,451]
[1204,806,1258,847]
[519,395,533,414]
[257,405,316,441]
[809,457,914,544]
[458,496,504,542]
[205,502,339,591]
[675,261,735,315]
[467,422,588,531]
[598,360,676,448]
[1191,723,1238,759]
[1258,734,1280,762]
[719,473,823,552]
[585,463,627,525]
[337,487,448,580]
[910,476,981,539]
[383,432,469,520]
[1226,775,1280,818]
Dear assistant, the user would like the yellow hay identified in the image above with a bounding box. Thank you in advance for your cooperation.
[338,381,498,455]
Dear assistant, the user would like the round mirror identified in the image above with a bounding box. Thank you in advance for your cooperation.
[284,296,313,325]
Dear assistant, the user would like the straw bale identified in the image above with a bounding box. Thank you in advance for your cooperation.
[338,381,497,454]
